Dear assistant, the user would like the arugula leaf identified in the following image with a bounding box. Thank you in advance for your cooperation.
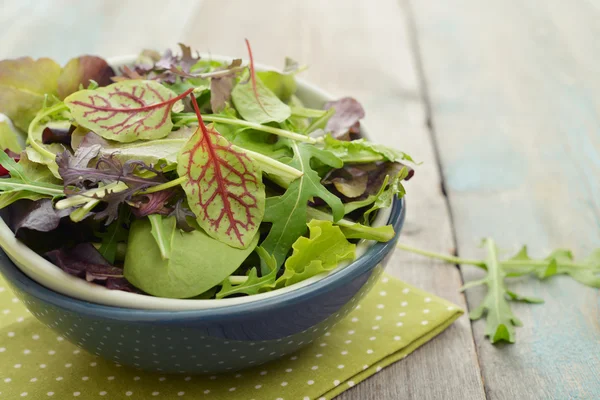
[215,247,278,299]
[177,94,265,249]
[0,57,62,131]
[396,240,600,344]
[96,208,131,264]
[503,247,600,287]
[274,220,356,288]
[0,151,64,206]
[322,134,415,165]
[231,70,291,124]
[65,81,192,142]
[148,214,174,260]
[261,141,344,270]
[124,216,259,298]
[464,238,524,343]
[363,167,409,222]
[306,207,395,242]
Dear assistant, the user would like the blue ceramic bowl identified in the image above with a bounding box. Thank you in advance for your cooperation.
[0,197,405,374]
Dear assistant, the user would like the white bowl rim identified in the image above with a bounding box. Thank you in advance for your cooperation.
[0,53,392,311]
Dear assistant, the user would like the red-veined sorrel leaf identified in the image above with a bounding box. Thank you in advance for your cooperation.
[231,40,291,124]
[245,38,269,116]
[177,94,265,249]
[64,80,192,143]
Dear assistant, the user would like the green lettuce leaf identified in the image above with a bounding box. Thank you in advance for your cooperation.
[322,134,415,164]
[257,70,297,102]
[0,115,24,153]
[363,168,409,222]
[0,57,61,131]
[275,220,356,288]
[231,71,291,124]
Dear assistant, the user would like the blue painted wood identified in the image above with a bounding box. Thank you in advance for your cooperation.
[409,0,600,398]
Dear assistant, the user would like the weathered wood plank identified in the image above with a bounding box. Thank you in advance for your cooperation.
[408,0,600,398]
[0,0,202,62]
[184,1,484,399]
[0,1,485,398]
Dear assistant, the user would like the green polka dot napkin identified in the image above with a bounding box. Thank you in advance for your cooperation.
[0,273,462,399]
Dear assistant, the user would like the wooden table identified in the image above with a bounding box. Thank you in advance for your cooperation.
[1,0,599,398]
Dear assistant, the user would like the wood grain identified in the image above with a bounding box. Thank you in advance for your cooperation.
[0,0,486,398]
[184,0,484,399]
[408,0,600,398]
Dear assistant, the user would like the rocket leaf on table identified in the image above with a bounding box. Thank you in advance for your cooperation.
[177,94,265,249]
[261,141,345,270]
[464,238,524,344]
[124,216,259,298]
[274,220,356,288]
[396,238,600,344]
[64,80,193,142]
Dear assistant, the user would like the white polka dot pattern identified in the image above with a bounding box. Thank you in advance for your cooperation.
[0,274,462,399]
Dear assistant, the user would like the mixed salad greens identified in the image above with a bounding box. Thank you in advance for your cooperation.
[0,41,414,299]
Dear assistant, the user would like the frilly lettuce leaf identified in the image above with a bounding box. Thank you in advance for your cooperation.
[275,219,355,288]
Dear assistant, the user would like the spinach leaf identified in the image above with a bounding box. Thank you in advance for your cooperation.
[124,217,259,298]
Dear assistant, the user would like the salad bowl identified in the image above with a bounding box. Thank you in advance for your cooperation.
[0,50,409,372]
[0,196,404,373]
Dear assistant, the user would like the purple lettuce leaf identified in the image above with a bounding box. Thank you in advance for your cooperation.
[8,198,71,234]
[322,161,413,202]
[45,243,141,293]
[41,125,76,145]
[129,189,176,218]
[168,198,197,232]
[323,97,365,140]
